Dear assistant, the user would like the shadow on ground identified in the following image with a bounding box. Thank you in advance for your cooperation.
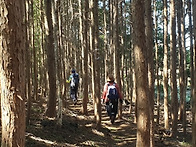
[26,98,192,147]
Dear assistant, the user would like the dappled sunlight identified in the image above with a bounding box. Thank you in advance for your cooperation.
[26,133,57,146]
[66,98,138,146]
[26,96,192,147]
[92,128,105,137]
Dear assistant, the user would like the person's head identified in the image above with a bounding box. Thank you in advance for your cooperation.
[72,69,76,73]
[107,74,114,83]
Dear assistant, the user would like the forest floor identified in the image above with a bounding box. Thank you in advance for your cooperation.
[26,97,192,147]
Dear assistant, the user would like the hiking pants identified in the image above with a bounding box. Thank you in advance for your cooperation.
[106,99,118,118]
[70,86,78,100]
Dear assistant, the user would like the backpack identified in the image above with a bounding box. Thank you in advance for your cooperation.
[70,73,79,88]
[107,83,119,100]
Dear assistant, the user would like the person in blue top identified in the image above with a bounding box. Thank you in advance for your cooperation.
[66,69,79,104]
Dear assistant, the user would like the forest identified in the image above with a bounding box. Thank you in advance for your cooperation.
[0,0,196,146]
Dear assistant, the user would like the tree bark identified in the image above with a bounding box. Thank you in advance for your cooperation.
[192,0,196,145]
[154,0,160,126]
[170,0,178,137]
[145,0,154,146]
[132,0,150,146]
[0,0,26,146]
[26,0,32,126]
[187,0,194,114]
[45,0,57,117]
[90,0,101,126]
[103,0,109,81]
[81,0,89,115]
[177,0,187,135]
[163,0,169,130]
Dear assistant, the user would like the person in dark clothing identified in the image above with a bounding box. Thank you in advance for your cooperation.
[66,69,79,104]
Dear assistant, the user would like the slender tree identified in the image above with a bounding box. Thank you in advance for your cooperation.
[170,0,178,137]
[119,0,125,102]
[132,0,150,146]
[192,0,196,145]
[52,0,63,126]
[187,0,193,112]
[154,0,161,126]
[81,0,89,115]
[109,0,114,72]
[90,0,101,125]
[163,0,169,130]
[103,0,109,81]
[177,0,187,135]
[95,0,102,126]
[145,0,155,146]
[112,0,123,119]
[26,0,32,125]
[45,0,57,117]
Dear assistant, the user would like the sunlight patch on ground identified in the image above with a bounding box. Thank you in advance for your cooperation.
[117,139,136,146]
[119,123,130,128]
[104,124,121,131]
[92,129,105,137]
[27,133,79,147]
[77,115,94,121]
[80,140,97,146]
[112,133,136,146]
[85,123,93,127]
[102,119,130,131]
[26,133,57,146]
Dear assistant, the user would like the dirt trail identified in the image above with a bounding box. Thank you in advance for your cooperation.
[26,98,192,147]
[66,99,137,146]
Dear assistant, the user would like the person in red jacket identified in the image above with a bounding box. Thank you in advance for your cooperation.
[102,74,123,124]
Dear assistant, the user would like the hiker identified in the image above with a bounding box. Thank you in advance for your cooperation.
[101,74,123,124]
[66,69,79,104]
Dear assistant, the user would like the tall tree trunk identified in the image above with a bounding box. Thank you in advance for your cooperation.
[181,5,187,136]
[0,0,26,146]
[52,0,62,126]
[94,0,101,126]
[170,0,178,137]
[133,0,150,146]
[81,0,89,115]
[120,0,125,102]
[145,0,154,146]
[192,0,196,145]
[90,0,101,126]
[163,0,169,130]
[177,0,186,135]
[187,0,193,113]
[103,0,109,80]
[26,0,32,126]
[112,0,123,119]
[45,0,57,117]
[89,0,97,125]
[154,0,160,126]
[109,0,114,72]
[30,0,38,101]
[39,0,45,98]
[177,0,183,122]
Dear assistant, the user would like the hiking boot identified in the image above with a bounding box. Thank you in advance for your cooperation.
[111,115,115,124]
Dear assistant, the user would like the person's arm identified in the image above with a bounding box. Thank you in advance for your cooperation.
[102,83,108,101]
[66,75,72,83]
